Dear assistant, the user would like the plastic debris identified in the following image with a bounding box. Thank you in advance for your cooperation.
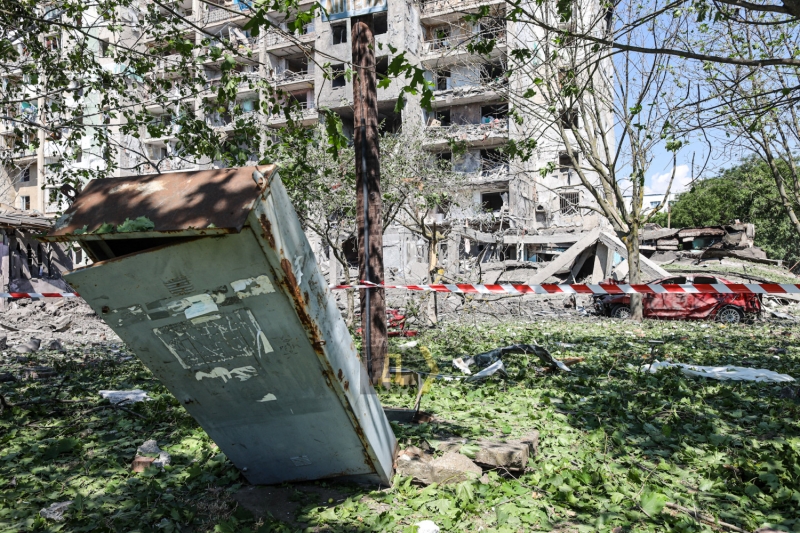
[40,501,72,522]
[643,361,795,383]
[136,439,171,468]
[415,520,440,533]
[99,389,151,404]
[453,344,571,381]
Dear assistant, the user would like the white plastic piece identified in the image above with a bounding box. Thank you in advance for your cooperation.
[99,389,151,404]
[643,360,795,383]
[415,520,440,533]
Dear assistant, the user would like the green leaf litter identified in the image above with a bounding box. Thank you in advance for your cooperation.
[1,319,798,532]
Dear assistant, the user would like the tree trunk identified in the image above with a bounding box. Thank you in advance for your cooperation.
[624,224,644,322]
[353,17,387,385]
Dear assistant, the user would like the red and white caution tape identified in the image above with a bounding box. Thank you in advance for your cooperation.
[330,281,800,295]
[0,292,80,299]
[6,281,800,299]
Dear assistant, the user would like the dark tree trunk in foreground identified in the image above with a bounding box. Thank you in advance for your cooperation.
[353,17,387,385]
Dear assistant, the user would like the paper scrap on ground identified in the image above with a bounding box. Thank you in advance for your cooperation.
[99,389,151,404]
[643,361,795,383]
[40,501,72,522]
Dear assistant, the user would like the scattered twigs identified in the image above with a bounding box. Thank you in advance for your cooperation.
[79,403,147,419]
[665,502,750,533]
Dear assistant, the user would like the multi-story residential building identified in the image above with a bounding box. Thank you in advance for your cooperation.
[0,0,617,285]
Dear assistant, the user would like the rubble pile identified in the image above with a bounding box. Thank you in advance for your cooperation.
[0,298,121,376]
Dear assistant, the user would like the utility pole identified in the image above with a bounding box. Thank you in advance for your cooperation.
[352,15,387,386]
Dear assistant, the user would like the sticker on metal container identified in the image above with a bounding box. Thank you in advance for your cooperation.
[154,308,272,369]
[231,275,275,299]
[195,365,257,383]
[257,393,277,402]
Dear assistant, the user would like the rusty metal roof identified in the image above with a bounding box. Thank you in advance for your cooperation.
[44,165,276,240]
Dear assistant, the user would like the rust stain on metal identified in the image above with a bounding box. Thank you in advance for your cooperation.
[278,256,378,475]
[258,213,276,249]
[47,165,276,238]
[337,369,344,381]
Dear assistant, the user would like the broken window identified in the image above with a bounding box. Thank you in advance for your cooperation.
[332,23,348,45]
[481,62,506,85]
[436,69,451,91]
[559,152,577,176]
[427,108,450,126]
[376,56,389,79]
[560,108,579,128]
[481,191,507,212]
[20,168,30,182]
[560,191,580,215]
[480,148,507,175]
[331,64,346,87]
[19,195,30,210]
[481,104,508,123]
[660,277,686,285]
[373,13,388,35]
[430,26,450,49]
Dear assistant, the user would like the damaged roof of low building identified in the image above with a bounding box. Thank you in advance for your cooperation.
[0,206,53,231]
[641,223,754,243]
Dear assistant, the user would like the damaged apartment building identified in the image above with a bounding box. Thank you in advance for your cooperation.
[1,0,627,286]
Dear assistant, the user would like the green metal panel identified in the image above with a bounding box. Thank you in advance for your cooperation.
[62,170,395,485]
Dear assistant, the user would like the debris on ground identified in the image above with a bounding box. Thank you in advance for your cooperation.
[134,439,171,469]
[14,338,40,353]
[454,344,571,381]
[643,360,795,382]
[39,501,72,522]
[99,389,151,404]
[415,520,440,533]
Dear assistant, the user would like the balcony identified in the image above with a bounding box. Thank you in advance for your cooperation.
[417,0,505,20]
[205,110,259,130]
[268,101,317,126]
[264,25,316,56]
[201,3,252,25]
[273,65,315,91]
[425,118,508,148]
[422,29,506,61]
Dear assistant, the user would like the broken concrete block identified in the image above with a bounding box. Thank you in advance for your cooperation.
[136,439,171,468]
[15,337,41,353]
[52,317,71,332]
[434,438,466,454]
[429,452,482,484]
[516,430,540,457]
[396,455,434,485]
[46,339,66,353]
[474,441,529,471]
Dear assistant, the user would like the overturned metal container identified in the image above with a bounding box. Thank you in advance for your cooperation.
[43,166,396,485]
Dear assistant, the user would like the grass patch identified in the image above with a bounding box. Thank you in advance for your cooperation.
[1,319,799,532]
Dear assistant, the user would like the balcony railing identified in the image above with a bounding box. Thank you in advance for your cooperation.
[418,0,501,14]
[426,119,509,141]
[423,29,506,54]
[203,3,252,24]
[274,65,315,84]
[265,25,316,47]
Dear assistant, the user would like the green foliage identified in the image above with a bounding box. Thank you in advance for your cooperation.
[116,216,155,233]
[651,156,800,265]
[2,319,799,532]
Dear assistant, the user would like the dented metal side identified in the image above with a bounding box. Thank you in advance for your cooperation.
[62,170,395,486]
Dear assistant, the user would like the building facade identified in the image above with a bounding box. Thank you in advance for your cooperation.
[0,0,615,285]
